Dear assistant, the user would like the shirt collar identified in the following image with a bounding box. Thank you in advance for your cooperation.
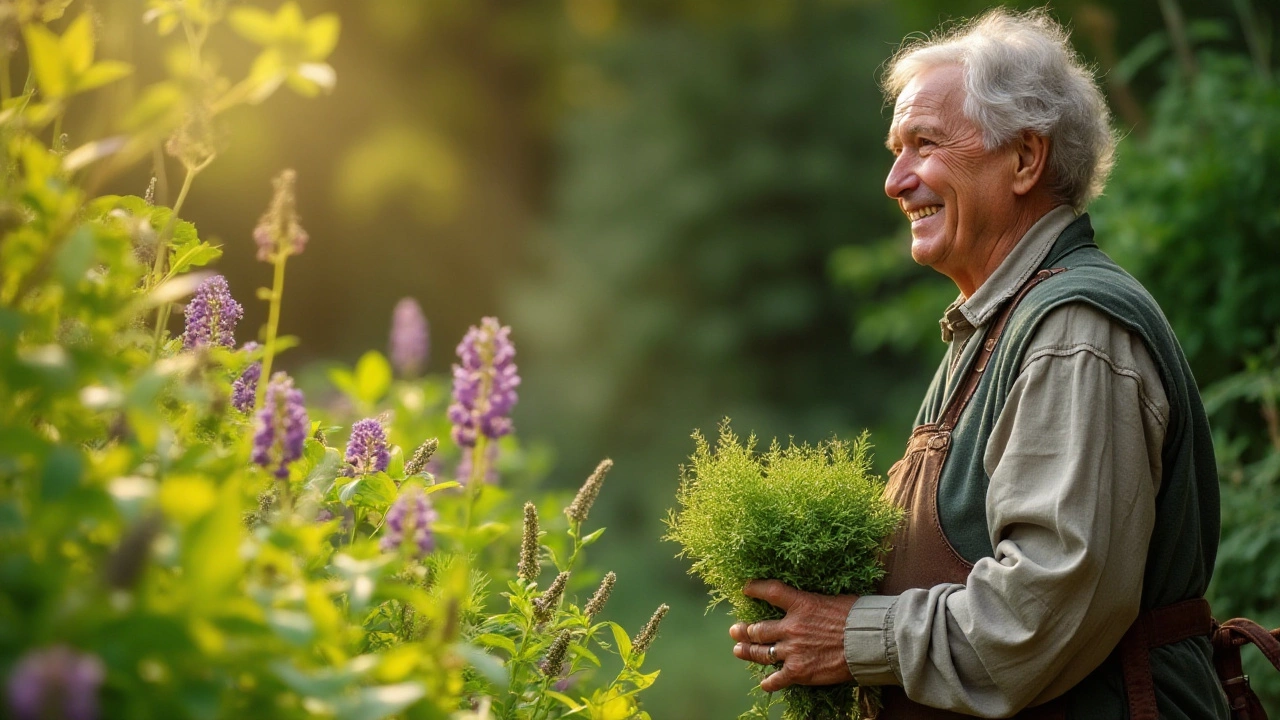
[938,205,1078,341]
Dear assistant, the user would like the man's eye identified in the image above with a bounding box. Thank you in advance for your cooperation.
[919,138,936,147]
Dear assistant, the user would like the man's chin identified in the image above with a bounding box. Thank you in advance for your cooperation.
[910,238,941,268]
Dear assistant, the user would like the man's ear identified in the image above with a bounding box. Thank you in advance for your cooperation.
[1012,130,1050,196]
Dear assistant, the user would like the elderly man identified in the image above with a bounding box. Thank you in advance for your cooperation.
[729,9,1228,719]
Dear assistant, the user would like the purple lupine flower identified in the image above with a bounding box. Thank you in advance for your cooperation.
[253,169,308,262]
[345,418,390,476]
[251,373,309,479]
[447,317,520,449]
[456,441,499,485]
[389,298,429,378]
[6,645,105,720]
[231,342,262,413]
[380,489,438,557]
[182,275,243,349]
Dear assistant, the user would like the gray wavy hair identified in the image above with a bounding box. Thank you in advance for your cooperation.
[882,8,1116,211]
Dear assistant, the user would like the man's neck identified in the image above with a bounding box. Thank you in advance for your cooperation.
[952,196,1059,298]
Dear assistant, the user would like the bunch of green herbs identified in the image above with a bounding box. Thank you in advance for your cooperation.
[665,421,902,720]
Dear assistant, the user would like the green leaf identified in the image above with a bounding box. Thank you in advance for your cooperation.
[305,14,341,58]
[54,225,95,287]
[24,24,67,98]
[60,14,95,74]
[267,609,315,646]
[228,7,279,46]
[545,690,584,711]
[124,81,183,132]
[182,480,245,612]
[329,683,426,720]
[304,447,343,495]
[41,444,82,501]
[580,527,607,548]
[246,50,287,103]
[472,633,517,655]
[74,60,132,93]
[629,669,660,691]
[454,644,508,689]
[353,351,392,405]
[422,481,460,495]
[339,472,398,511]
[167,240,222,276]
[607,622,632,659]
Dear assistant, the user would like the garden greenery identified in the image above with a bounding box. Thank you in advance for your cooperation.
[665,422,902,720]
[0,2,667,718]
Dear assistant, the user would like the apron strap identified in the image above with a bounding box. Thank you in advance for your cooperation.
[1211,616,1280,719]
[938,267,1068,431]
[1119,598,1213,720]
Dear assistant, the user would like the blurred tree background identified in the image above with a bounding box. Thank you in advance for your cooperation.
[69,0,1279,715]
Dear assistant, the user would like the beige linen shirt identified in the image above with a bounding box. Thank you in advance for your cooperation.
[844,206,1171,716]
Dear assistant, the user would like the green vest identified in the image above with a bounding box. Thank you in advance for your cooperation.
[914,215,1227,719]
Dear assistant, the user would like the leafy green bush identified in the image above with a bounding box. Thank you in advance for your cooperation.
[0,3,669,718]
[665,422,901,720]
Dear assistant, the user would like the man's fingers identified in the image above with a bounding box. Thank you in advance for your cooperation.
[729,620,784,644]
[743,579,803,610]
[732,642,781,666]
[761,664,794,693]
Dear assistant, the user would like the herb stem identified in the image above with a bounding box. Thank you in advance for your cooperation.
[255,250,289,408]
[148,160,206,358]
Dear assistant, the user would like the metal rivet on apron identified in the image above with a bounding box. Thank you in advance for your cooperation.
[928,432,950,450]
[984,338,997,352]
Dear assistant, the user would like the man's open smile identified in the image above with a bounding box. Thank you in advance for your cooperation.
[906,205,942,223]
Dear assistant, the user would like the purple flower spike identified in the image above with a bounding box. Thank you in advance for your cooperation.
[253,169,308,262]
[380,489,438,557]
[182,275,243,350]
[231,342,261,413]
[251,373,309,479]
[390,298,429,378]
[345,418,390,476]
[6,645,105,720]
[447,317,520,449]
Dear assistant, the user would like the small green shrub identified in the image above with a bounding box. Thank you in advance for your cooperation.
[665,421,901,720]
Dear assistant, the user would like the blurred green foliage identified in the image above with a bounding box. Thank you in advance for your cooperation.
[10,0,1279,716]
[1094,49,1280,709]
[1,3,674,718]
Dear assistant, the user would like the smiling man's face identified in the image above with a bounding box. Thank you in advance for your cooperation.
[885,64,1022,294]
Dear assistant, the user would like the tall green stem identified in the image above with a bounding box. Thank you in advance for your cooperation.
[149,163,203,359]
[1,49,11,103]
[255,251,289,408]
[462,436,488,535]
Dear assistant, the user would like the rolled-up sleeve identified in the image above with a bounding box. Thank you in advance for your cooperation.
[844,303,1169,716]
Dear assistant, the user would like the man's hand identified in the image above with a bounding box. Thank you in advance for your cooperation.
[728,580,859,692]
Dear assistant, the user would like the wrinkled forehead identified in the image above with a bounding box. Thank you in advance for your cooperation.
[887,65,966,135]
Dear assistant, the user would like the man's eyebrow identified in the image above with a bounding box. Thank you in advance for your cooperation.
[886,123,943,151]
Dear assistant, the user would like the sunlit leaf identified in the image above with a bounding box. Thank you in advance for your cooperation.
[228,7,278,45]
[305,15,341,58]
[329,682,426,720]
[60,14,95,74]
[74,60,132,93]
[183,479,244,611]
[23,24,66,98]
[353,351,392,405]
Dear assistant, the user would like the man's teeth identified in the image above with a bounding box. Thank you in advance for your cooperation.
[908,206,940,222]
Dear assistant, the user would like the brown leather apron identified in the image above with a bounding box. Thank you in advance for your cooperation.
[871,268,1214,720]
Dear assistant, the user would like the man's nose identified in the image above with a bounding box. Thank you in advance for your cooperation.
[884,153,917,199]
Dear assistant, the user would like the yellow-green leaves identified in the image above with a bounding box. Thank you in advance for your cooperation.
[142,0,220,36]
[22,14,132,100]
[229,2,340,102]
